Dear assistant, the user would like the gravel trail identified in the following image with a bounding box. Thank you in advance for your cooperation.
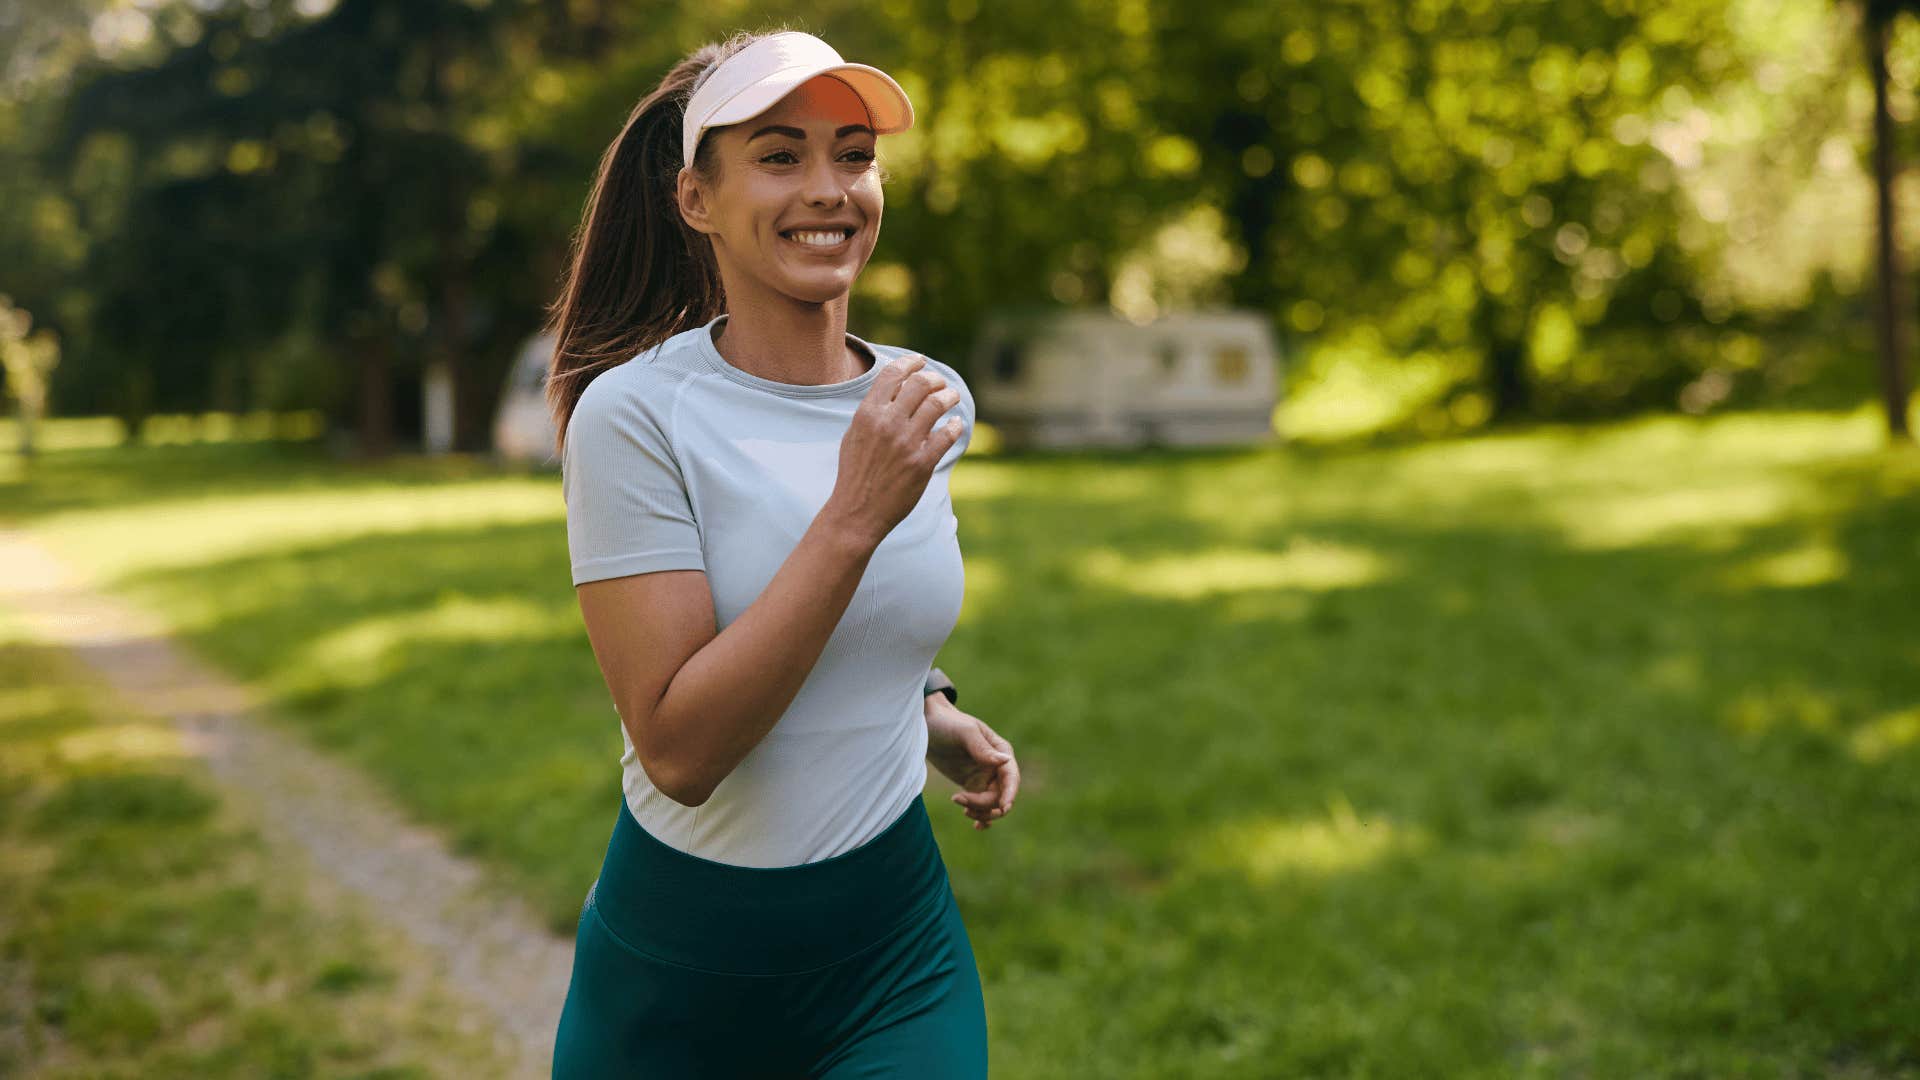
[0,529,574,1079]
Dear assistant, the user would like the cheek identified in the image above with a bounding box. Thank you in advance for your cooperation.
[855,190,883,232]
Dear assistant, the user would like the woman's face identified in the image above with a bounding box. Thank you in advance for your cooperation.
[680,75,884,306]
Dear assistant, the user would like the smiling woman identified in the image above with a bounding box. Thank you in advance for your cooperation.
[541,27,1011,1080]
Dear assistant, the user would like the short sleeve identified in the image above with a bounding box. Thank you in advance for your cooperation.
[922,356,974,462]
[561,371,707,585]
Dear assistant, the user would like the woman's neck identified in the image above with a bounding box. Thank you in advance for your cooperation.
[712,293,871,385]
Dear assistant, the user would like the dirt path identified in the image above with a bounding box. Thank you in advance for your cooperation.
[0,529,575,1079]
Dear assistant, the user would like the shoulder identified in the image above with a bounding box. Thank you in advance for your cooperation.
[570,342,696,435]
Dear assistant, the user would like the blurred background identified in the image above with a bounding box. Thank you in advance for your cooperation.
[2,0,1918,1077]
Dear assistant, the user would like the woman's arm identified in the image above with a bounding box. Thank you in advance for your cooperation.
[624,509,879,807]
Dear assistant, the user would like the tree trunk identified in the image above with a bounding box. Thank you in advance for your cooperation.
[357,333,393,458]
[1476,296,1531,423]
[1868,12,1914,442]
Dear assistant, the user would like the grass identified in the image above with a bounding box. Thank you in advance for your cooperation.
[3,402,1919,1076]
[0,606,514,1078]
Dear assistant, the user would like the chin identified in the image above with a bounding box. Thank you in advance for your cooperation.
[782,272,862,305]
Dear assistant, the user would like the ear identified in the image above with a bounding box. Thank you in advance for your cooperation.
[677,167,717,237]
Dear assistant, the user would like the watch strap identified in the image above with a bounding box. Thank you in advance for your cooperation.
[924,666,958,705]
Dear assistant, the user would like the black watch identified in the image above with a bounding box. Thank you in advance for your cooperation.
[923,666,958,706]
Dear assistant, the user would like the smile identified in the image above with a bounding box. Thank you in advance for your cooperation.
[779,227,855,255]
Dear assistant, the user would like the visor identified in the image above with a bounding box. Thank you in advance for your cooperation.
[681,31,915,169]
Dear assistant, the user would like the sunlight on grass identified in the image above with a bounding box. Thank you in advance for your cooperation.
[1849,706,1920,764]
[0,411,326,454]
[1385,407,1899,505]
[55,722,195,766]
[138,410,327,444]
[1073,538,1393,599]
[1547,478,1807,550]
[1722,687,1919,765]
[1202,795,1426,881]
[1717,534,1849,589]
[0,415,127,452]
[289,596,575,691]
[34,480,563,579]
[1722,682,1841,737]
[7,403,1918,1074]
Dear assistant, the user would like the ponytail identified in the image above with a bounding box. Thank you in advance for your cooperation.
[543,28,790,456]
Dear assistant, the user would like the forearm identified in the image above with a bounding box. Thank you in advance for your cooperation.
[922,666,961,751]
[652,506,878,806]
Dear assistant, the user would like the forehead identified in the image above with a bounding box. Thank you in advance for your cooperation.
[754,74,872,128]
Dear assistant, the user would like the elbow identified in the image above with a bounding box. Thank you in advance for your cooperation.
[663,769,714,809]
[636,746,712,809]
[623,704,712,808]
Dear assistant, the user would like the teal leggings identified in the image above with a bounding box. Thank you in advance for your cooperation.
[551,792,989,1078]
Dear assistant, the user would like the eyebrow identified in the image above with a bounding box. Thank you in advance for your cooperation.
[746,123,875,142]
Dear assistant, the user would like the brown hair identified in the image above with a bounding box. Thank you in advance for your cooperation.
[542,28,791,456]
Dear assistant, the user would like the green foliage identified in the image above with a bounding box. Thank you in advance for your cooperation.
[1,0,1905,438]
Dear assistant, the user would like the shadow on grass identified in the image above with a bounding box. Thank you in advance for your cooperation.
[12,425,1920,1075]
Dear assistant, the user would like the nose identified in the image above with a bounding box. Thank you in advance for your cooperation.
[802,153,848,209]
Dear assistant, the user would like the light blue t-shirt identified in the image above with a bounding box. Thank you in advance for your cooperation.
[562,312,972,867]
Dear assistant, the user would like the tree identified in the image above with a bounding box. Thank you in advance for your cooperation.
[1862,0,1916,442]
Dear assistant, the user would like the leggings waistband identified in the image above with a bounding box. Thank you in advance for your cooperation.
[588,793,950,976]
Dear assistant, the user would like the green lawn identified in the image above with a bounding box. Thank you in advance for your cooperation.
[4,405,1918,1077]
[0,608,511,1079]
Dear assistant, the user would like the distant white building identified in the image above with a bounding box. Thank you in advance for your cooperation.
[492,331,558,467]
[969,309,1283,450]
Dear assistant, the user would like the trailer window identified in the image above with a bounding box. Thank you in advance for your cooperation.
[1213,344,1250,384]
[994,341,1025,383]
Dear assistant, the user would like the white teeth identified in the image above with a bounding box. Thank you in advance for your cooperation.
[785,230,849,247]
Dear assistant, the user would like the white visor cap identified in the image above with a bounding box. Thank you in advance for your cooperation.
[681,31,915,170]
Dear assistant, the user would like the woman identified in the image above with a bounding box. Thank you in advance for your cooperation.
[544,28,1019,1078]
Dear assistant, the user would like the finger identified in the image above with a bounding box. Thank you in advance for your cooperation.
[923,414,965,465]
[954,793,1001,824]
[951,787,1000,812]
[951,796,992,828]
[973,737,1017,815]
[952,776,1007,818]
[889,362,946,413]
[872,353,926,399]
[909,386,963,440]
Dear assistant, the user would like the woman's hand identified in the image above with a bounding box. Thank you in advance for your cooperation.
[825,355,965,547]
[925,694,1019,830]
